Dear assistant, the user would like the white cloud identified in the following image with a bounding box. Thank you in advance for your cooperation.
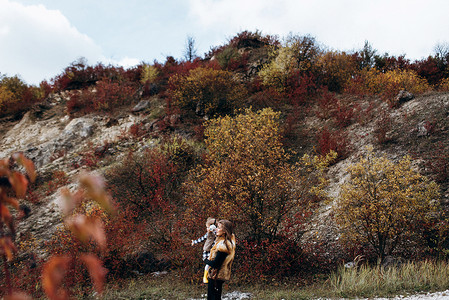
[113,57,141,69]
[188,0,449,60]
[0,0,104,85]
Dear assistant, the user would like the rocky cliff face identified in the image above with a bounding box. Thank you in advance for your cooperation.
[0,94,154,256]
[2,90,449,260]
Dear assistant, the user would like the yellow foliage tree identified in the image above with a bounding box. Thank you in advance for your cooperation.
[168,67,247,117]
[140,63,159,85]
[334,147,440,260]
[258,34,320,92]
[183,108,335,241]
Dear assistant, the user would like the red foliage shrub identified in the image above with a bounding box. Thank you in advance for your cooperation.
[316,88,338,119]
[373,109,393,144]
[45,228,93,294]
[105,148,183,255]
[333,102,355,128]
[234,237,303,281]
[316,127,350,160]
[25,189,40,205]
[66,77,136,115]
[193,123,205,141]
[411,56,445,86]
[374,54,411,73]
[52,60,140,93]
[246,85,284,109]
[286,71,318,107]
[52,60,99,91]
[93,78,136,110]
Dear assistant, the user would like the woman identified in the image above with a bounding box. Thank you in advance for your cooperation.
[204,219,236,300]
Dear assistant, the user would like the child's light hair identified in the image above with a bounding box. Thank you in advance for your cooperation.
[206,217,216,227]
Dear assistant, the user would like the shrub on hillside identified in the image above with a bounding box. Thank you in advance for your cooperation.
[66,77,136,115]
[315,51,358,93]
[373,108,394,144]
[168,67,247,117]
[52,59,139,92]
[315,88,355,128]
[373,54,411,73]
[411,56,447,86]
[438,77,449,91]
[334,147,440,261]
[345,68,430,106]
[214,46,245,71]
[105,147,184,256]
[47,202,149,281]
[0,75,47,118]
[258,34,321,93]
[316,126,351,160]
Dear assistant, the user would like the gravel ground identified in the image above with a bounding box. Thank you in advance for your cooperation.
[370,290,449,300]
[191,290,449,299]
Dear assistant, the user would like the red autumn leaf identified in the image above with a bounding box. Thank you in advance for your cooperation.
[79,173,115,215]
[66,214,106,250]
[42,255,71,300]
[9,172,28,199]
[0,168,9,177]
[3,196,19,209]
[80,254,108,295]
[0,203,14,233]
[0,237,17,261]
[12,152,36,183]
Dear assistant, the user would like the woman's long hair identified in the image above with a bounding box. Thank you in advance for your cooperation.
[218,219,235,252]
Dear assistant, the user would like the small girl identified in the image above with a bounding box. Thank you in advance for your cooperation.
[191,217,217,283]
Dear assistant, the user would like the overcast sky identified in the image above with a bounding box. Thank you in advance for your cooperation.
[1,0,449,85]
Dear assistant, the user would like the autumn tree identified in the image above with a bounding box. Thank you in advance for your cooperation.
[315,51,358,92]
[334,147,440,261]
[169,67,247,117]
[183,108,335,242]
[258,34,321,92]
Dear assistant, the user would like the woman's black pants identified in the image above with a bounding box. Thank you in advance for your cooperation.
[207,279,224,300]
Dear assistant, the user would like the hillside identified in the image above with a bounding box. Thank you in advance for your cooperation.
[2,85,449,261]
